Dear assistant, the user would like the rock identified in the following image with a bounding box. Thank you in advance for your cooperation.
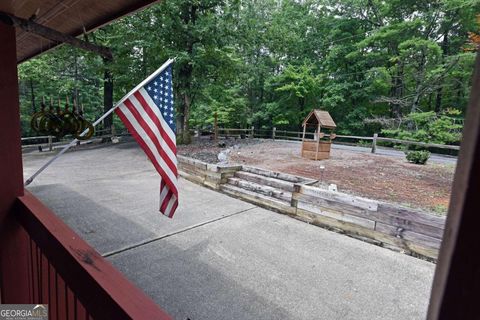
[218,148,231,163]
[328,184,338,192]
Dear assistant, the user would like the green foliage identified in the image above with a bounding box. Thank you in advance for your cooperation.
[17,0,479,139]
[432,204,448,215]
[405,150,431,165]
[190,85,248,128]
[260,63,322,126]
[357,140,372,148]
[381,109,463,144]
[337,107,378,136]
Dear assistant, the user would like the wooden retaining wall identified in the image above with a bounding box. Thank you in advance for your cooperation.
[177,156,445,260]
[292,185,445,260]
[177,155,241,190]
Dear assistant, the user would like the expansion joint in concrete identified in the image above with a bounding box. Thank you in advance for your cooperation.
[102,206,256,258]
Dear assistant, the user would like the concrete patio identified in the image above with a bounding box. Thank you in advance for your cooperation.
[23,141,435,320]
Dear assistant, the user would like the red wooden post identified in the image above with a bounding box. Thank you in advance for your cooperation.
[0,18,23,223]
[0,22,30,303]
[427,51,480,319]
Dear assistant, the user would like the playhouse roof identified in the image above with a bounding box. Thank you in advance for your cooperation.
[0,0,160,63]
[302,109,336,129]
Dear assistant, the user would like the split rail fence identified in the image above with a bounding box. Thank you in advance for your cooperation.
[21,127,128,152]
[214,127,460,154]
[21,126,459,156]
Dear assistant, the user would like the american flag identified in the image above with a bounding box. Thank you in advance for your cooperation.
[115,61,178,218]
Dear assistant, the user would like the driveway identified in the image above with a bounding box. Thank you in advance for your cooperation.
[23,142,435,320]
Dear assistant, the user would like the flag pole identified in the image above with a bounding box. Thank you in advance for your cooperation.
[24,58,175,186]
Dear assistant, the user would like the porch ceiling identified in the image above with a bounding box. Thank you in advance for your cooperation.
[0,0,160,63]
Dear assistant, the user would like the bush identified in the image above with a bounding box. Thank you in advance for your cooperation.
[357,140,371,148]
[405,150,430,164]
[393,144,407,151]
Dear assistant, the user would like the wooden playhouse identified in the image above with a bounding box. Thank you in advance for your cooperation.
[301,109,337,160]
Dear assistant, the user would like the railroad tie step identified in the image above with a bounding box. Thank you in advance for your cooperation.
[241,165,316,185]
[226,177,292,202]
[234,170,295,192]
[220,183,291,208]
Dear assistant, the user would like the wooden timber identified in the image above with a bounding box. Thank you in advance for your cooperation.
[242,165,316,184]
[0,12,113,60]
[0,0,160,63]
[301,141,332,160]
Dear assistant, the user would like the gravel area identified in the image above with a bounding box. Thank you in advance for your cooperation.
[179,138,455,214]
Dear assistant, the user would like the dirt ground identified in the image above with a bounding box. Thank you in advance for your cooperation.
[178,138,455,214]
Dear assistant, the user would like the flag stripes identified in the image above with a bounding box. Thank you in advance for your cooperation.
[114,61,178,218]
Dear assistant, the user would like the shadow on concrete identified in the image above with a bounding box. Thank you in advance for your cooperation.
[109,236,294,320]
[29,183,158,255]
[29,183,292,319]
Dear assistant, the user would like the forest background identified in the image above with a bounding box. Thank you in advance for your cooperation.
[18,0,480,144]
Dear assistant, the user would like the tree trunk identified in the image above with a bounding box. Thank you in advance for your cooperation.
[30,79,35,112]
[103,58,113,131]
[435,87,443,113]
[74,50,79,110]
[176,2,199,144]
[299,96,305,112]
[142,46,147,78]
[435,32,449,113]
[177,59,193,144]
[411,90,422,114]
[387,44,403,118]
[389,63,404,118]
[410,48,427,114]
[182,92,191,144]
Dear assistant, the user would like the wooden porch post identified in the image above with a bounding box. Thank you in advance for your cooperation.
[427,52,480,319]
[0,22,30,303]
[0,20,23,222]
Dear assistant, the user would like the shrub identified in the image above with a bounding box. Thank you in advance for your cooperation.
[405,150,430,164]
[357,140,371,148]
[393,144,407,151]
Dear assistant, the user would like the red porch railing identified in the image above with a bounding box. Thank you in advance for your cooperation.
[1,191,171,320]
